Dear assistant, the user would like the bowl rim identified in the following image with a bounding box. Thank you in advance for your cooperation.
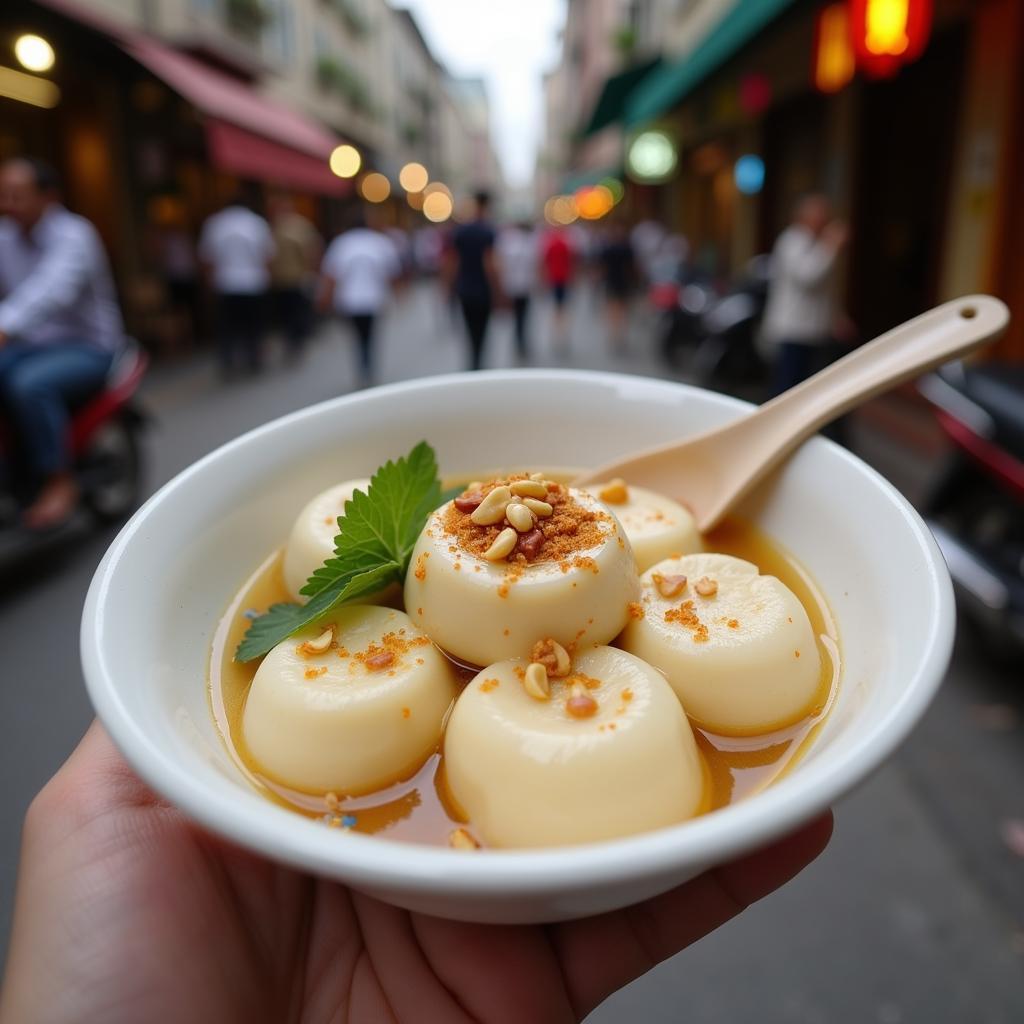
[81,369,954,896]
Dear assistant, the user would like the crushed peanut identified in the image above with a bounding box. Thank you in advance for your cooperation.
[471,485,513,525]
[627,601,645,620]
[598,478,629,504]
[449,827,480,850]
[531,637,571,677]
[522,497,553,517]
[506,502,535,533]
[695,576,718,597]
[653,573,687,598]
[483,527,518,561]
[444,477,608,566]
[523,662,551,700]
[299,626,335,655]
[510,479,548,499]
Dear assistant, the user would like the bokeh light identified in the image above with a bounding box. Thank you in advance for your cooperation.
[600,177,625,204]
[626,130,677,183]
[575,185,614,220]
[406,190,425,211]
[360,172,391,203]
[14,34,55,73]
[543,195,578,226]
[422,190,453,222]
[329,144,361,178]
[423,181,453,199]
[734,154,765,195]
[399,161,429,193]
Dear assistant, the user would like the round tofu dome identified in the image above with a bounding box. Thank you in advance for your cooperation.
[443,646,705,848]
[595,479,702,571]
[620,553,822,733]
[404,477,640,667]
[242,606,457,794]
[282,479,370,600]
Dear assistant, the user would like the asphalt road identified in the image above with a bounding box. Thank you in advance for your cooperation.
[1,283,1021,1021]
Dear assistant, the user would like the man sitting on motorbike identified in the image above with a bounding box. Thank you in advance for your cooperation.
[0,157,124,530]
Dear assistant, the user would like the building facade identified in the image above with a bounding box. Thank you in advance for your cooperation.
[546,0,1024,360]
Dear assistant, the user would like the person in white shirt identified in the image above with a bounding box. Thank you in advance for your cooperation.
[198,189,275,377]
[319,207,400,387]
[761,194,849,395]
[0,157,125,529]
[496,222,538,361]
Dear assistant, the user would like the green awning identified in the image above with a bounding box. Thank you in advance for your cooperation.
[582,57,662,137]
[624,0,797,127]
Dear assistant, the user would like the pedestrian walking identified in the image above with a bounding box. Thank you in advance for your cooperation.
[541,225,574,352]
[597,220,636,349]
[198,186,274,378]
[762,194,849,395]
[0,157,124,529]
[320,206,401,388]
[496,221,538,362]
[449,190,500,370]
[268,195,321,362]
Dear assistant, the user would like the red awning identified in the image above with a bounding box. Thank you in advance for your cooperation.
[34,0,349,196]
[205,118,349,196]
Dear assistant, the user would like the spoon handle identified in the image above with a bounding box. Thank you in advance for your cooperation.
[689,294,1010,530]
[755,294,1009,439]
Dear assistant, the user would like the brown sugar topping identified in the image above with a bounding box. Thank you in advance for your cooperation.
[627,601,645,620]
[665,599,710,642]
[479,677,500,693]
[443,476,609,566]
[413,552,429,581]
[352,631,429,673]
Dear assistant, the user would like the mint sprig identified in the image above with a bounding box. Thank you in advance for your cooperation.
[235,441,447,662]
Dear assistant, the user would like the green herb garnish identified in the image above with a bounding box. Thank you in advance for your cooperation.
[235,440,454,662]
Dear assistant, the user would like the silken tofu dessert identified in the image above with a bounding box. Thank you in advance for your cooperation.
[404,476,639,666]
[211,446,839,850]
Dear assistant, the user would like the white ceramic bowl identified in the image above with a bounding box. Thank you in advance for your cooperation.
[81,371,954,923]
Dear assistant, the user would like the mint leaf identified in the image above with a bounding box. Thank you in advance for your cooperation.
[302,441,441,599]
[235,562,401,662]
[235,441,445,662]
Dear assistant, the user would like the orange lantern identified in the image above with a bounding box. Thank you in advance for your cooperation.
[848,0,933,78]
[812,4,855,94]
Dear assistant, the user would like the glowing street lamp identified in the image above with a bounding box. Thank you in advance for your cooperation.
[329,144,361,178]
[14,34,55,73]
[849,0,933,78]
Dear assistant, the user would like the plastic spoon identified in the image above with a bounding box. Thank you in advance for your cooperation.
[574,295,1010,531]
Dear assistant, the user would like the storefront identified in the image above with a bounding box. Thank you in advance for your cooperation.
[2,0,352,347]
[614,0,1024,358]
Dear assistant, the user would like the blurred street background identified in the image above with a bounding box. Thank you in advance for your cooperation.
[1,0,1023,1020]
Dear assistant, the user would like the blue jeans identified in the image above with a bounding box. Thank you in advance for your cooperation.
[0,342,113,479]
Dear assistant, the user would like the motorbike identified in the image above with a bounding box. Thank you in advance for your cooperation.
[0,340,148,550]
[659,256,772,392]
[918,360,1024,653]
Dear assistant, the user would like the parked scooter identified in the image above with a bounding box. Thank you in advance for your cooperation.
[0,340,148,553]
[689,254,772,390]
[918,360,1024,653]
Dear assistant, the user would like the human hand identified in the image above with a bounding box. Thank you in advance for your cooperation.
[0,723,831,1024]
